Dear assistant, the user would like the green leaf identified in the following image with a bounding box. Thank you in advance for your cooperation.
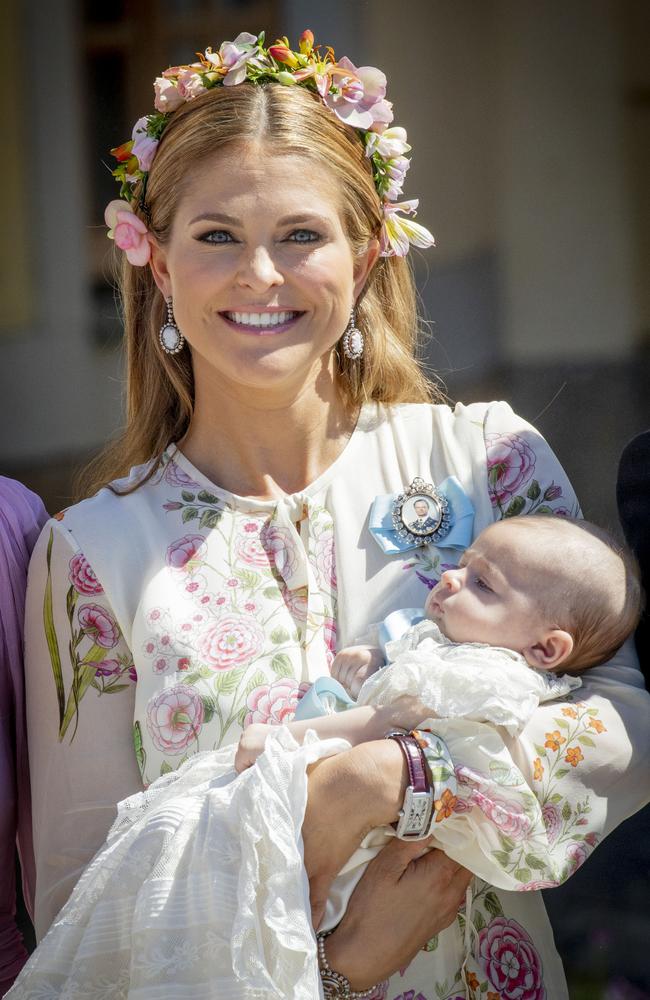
[493,850,511,865]
[236,707,248,729]
[271,627,290,644]
[586,708,599,717]
[562,800,572,822]
[504,495,526,517]
[434,979,448,998]
[213,667,245,694]
[490,761,523,786]
[534,743,547,756]
[182,507,199,523]
[536,505,553,514]
[484,891,502,918]
[549,793,563,804]
[133,721,146,774]
[526,480,541,500]
[236,568,261,589]
[245,670,266,696]
[60,642,109,739]
[199,509,221,530]
[197,490,220,505]
[515,867,532,883]
[263,585,280,599]
[578,734,596,747]
[553,717,570,730]
[160,761,173,776]
[200,697,216,723]
[44,530,66,733]
[423,934,439,952]
[473,910,486,932]
[103,683,130,693]
[65,584,78,625]
[181,491,196,502]
[498,833,516,852]
[555,768,570,779]
[271,653,293,678]
[525,853,548,871]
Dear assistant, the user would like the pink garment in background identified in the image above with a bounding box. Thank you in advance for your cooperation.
[0,479,47,994]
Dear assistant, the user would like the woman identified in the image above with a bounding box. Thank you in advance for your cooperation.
[23,31,650,999]
[0,478,47,993]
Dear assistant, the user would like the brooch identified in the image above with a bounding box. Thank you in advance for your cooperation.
[369,476,475,555]
[392,477,452,548]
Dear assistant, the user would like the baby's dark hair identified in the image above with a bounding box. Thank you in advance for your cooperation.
[504,515,643,672]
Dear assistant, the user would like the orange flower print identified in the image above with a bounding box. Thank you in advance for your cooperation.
[588,717,607,734]
[561,706,578,718]
[465,971,480,990]
[544,730,567,752]
[533,757,544,781]
[434,788,458,822]
[487,994,500,1000]
[565,746,584,767]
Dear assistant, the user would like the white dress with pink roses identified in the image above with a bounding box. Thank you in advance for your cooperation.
[22,401,650,1000]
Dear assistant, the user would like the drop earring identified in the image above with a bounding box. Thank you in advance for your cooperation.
[341,307,364,361]
[159,297,185,355]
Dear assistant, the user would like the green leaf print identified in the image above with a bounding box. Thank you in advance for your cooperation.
[527,480,541,500]
[213,667,245,694]
[44,530,65,731]
[59,642,113,739]
[197,490,220,505]
[236,568,261,589]
[245,670,267,696]
[199,509,221,530]
[181,491,196,503]
[504,495,526,517]
[515,867,532,883]
[525,853,548,871]
[484,891,503,918]
[182,507,199,523]
[271,653,293,678]
[160,761,173,776]
[270,627,290,644]
[133,721,147,775]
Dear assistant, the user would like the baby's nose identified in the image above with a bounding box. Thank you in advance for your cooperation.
[440,568,462,593]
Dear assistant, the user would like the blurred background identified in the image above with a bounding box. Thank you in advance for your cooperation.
[1,0,649,996]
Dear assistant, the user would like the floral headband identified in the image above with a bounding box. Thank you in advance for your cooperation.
[104,30,435,266]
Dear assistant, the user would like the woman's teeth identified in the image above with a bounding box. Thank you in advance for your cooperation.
[225,311,299,327]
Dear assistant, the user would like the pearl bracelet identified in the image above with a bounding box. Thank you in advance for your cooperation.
[317,931,380,999]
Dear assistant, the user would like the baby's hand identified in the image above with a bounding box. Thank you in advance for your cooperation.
[235,723,275,773]
[331,645,384,699]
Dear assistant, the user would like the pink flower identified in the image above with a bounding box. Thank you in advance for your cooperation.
[244,678,308,726]
[177,68,207,100]
[380,200,435,258]
[477,917,545,1000]
[518,879,558,891]
[163,460,200,489]
[282,586,308,622]
[146,683,204,755]
[69,552,103,595]
[218,32,260,86]
[323,617,337,659]
[177,657,190,671]
[324,57,392,130]
[554,507,572,518]
[235,532,268,567]
[543,482,563,502]
[584,832,598,848]
[78,604,120,649]
[89,659,120,677]
[153,76,185,112]
[104,200,151,267]
[541,803,562,845]
[260,523,298,580]
[131,116,159,171]
[566,842,588,874]
[485,432,536,506]
[314,529,337,591]
[166,533,207,571]
[469,789,532,841]
[153,657,169,674]
[198,615,265,671]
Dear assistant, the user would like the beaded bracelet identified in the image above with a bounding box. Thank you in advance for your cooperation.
[317,930,381,999]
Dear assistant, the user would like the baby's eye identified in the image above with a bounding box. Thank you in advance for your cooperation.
[475,577,493,594]
[286,229,320,244]
[199,230,236,244]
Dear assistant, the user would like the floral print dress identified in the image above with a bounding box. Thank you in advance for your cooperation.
[22,401,650,1000]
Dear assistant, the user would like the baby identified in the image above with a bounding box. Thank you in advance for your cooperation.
[9,516,642,1000]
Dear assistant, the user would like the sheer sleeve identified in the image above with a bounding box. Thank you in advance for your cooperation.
[423,402,650,888]
[24,520,142,939]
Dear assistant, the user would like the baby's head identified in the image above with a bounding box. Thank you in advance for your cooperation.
[425,515,642,672]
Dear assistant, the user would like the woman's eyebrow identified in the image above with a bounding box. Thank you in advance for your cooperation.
[188,211,241,226]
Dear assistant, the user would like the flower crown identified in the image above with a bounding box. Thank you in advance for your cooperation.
[104,30,435,266]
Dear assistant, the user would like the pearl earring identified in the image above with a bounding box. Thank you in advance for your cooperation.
[342,308,364,361]
[159,297,185,355]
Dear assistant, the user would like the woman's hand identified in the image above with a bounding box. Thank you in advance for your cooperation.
[325,839,472,990]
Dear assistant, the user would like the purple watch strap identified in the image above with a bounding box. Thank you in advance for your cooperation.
[386,732,430,793]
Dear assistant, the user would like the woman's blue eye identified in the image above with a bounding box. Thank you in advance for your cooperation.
[201,230,235,244]
[288,229,319,243]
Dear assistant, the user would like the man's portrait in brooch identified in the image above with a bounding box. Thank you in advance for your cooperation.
[404,496,442,536]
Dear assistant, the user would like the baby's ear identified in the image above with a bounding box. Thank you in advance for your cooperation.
[524,630,574,671]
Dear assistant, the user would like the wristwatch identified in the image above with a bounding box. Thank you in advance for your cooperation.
[385,731,434,839]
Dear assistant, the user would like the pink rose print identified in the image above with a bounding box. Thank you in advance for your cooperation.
[89,659,120,677]
[198,615,265,671]
[541,803,562,845]
[78,604,120,649]
[244,678,310,726]
[314,529,337,591]
[485,432,536,507]
[163,459,200,489]
[166,533,207,571]
[235,531,269,568]
[260,523,298,580]
[68,553,103,595]
[281,586,308,622]
[477,916,545,1000]
[518,880,558,891]
[323,616,337,664]
[146,683,204,755]
[565,842,588,875]
[470,789,531,841]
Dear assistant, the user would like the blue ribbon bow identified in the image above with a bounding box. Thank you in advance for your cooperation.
[369,476,474,555]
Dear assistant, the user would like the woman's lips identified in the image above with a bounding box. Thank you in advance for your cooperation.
[220,309,304,335]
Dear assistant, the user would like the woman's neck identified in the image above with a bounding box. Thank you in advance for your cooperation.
[178,365,358,500]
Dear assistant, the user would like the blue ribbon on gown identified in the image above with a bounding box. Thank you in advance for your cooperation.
[369,475,474,555]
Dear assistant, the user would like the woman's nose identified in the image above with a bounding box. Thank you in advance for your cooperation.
[236,246,284,290]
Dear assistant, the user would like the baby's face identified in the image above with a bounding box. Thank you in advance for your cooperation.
[424,522,541,652]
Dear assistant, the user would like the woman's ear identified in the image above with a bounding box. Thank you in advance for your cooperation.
[148,239,172,299]
[353,238,380,300]
[524,630,574,671]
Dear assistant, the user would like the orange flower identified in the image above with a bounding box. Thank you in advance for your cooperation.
[488,993,500,1000]
[434,788,458,821]
[565,746,584,767]
[53,510,66,521]
[533,757,544,781]
[561,706,578,718]
[465,971,480,990]
[588,718,607,734]
[544,730,566,752]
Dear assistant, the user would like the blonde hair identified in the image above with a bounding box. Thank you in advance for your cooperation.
[79,83,441,498]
